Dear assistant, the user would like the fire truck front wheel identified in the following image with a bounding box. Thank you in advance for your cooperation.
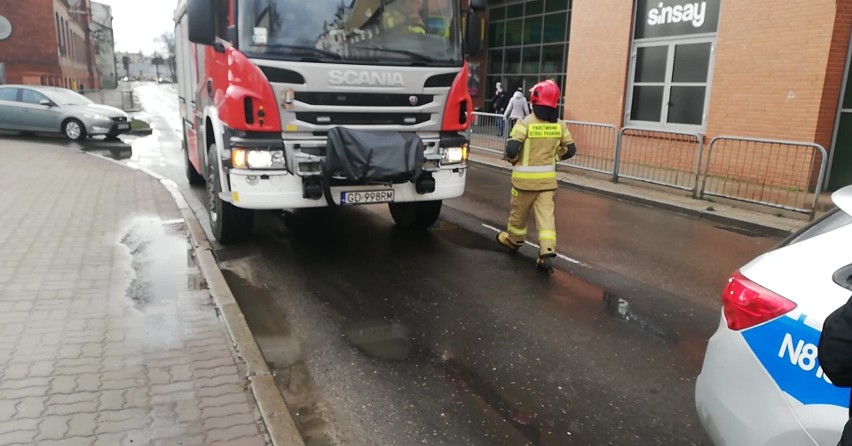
[389,201,443,230]
[206,145,254,243]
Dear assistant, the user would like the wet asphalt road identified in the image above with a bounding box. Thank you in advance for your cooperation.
[42,84,782,445]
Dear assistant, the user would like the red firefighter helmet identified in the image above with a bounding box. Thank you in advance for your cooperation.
[529,80,561,109]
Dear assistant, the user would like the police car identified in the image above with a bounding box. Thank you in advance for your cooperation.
[696,185,852,446]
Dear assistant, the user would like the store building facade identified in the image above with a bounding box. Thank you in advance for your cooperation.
[475,0,852,191]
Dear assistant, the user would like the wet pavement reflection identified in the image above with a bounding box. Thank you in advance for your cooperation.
[83,84,773,445]
[223,207,715,445]
[114,217,201,353]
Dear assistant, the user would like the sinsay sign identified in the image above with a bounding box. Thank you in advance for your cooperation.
[634,0,720,39]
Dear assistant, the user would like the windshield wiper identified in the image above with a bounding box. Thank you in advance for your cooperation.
[353,46,434,63]
[257,44,342,60]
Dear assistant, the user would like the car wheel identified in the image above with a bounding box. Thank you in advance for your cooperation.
[206,144,254,243]
[62,119,86,141]
[389,201,443,230]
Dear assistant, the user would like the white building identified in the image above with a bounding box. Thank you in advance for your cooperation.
[90,1,116,88]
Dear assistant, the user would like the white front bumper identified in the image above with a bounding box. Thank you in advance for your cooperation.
[227,168,466,210]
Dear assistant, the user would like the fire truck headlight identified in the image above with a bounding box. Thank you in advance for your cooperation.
[247,150,273,168]
[231,149,248,169]
[234,149,286,169]
[443,145,469,165]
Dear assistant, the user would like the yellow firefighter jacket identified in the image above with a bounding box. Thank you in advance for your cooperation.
[507,115,574,191]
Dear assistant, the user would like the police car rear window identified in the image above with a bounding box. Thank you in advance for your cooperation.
[781,208,852,247]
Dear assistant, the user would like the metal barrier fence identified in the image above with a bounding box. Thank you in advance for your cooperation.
[468,112,618,175]
[80,87,138,112]
[699,136,828,215]
[467,112,507,155]
[558,121,618,175]
[466,114,827,215]
[615,127,704,195]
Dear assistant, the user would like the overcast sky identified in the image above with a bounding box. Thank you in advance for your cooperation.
[96,0,178,54]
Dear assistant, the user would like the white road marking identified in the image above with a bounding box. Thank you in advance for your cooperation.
[482,223,585,266]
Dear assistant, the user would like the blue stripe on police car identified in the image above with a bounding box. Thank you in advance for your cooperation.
[742,314,850,408]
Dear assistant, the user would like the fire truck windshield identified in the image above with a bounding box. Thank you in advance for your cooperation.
[237,0,463,66]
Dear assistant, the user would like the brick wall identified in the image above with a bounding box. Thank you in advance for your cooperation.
[816,2,852,151]
[0,0,59,84]
[0,0,96,88]
[563,0,634,125]
[706,0,841,144]
[54,0,94,89]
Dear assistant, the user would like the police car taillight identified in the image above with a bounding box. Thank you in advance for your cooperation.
[721,271,797,330]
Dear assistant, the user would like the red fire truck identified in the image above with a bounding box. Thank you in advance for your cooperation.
[174,0,484,243]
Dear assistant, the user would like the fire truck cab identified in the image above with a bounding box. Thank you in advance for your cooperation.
[174,0,485,243]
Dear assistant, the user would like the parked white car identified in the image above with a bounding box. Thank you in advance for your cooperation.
[696,185,852,445]
[0,85,130,140]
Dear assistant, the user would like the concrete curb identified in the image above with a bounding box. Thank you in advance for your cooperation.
[85,153,306,446]
[469,157,798,238]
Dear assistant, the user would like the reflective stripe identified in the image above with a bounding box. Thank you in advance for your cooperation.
[539,230,557,241]
[510,123,527,139]
[514,165,555,173]
[508,225,527,236]
[511,187,519,197]
[512,171,557,180]
[527,123,563,139]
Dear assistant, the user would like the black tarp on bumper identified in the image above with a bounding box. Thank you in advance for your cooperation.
[324,127,425,183]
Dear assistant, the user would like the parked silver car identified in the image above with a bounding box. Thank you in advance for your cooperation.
[0,85,131,140]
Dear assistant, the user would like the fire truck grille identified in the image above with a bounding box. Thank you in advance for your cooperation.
[296,113,431,126]
[297,92,433,107]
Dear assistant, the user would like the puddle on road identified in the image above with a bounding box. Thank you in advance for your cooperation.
[345,320,413,361]
[440,356,546,445]
[119,217,195,309]
[602,291,674,342]
[433,219,504,251]
[114,217,206,352]
[76,137,133,160]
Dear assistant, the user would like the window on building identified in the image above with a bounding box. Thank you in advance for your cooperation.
[626,0,719,130]
[60,19,66,55]
[55,14,61,52]
[627,39,714,129]
[0,87,19,102]
[485,0,571,112]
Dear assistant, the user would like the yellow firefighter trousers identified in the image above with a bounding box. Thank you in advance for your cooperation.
[506,188,557,257]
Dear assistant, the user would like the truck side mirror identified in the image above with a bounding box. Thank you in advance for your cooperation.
[464,10,483,57]
[187,0,216,46]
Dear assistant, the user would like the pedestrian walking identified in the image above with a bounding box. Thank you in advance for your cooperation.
[491,82,508,136]
[496,80,577,272]
[819,297,852,445]
[503,87,530,130]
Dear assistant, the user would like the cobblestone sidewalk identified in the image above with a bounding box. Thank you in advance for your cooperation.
[0,137,268,445]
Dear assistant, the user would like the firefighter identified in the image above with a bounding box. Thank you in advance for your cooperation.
[496,80,577,272]
[384,0,426,35]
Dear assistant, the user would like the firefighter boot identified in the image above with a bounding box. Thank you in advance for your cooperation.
[536,254,556,273]
[497,232,522,253]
